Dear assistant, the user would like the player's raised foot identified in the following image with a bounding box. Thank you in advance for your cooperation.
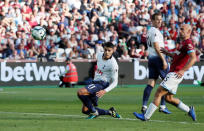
[86,111,98,119]
[159,107,172,114]
[188,106,196,121]
[141,106,147,114]
[109,107,121,118]
[133,112,147,121]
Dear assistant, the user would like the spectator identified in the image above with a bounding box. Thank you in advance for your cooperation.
[38,46,47,62]
[121,49,131,60]
[69,34,78,48]
[2,40,15,59]
[0,0,203,62]
[17,43,27,58]
[69,46,79,59]
[79,43,92,59]
[9,49,20,60]
[47,47,57,62]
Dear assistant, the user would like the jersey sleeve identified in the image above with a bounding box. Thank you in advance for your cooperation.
[186,42,195,54]
[104,61,118,92]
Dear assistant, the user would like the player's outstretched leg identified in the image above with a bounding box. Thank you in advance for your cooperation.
[159,96,171,114]
[142,85,153,114]
[109,107,121,118]
[77,88,98,119]
[165,95,196,121]
[134,86,168,121]
[188,106,196,121]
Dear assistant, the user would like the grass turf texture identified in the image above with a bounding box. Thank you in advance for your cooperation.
[0,85,203,131]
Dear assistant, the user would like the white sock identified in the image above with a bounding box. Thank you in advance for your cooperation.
[177,101,190,112]
[160,105,166,110]
[142,105,147,109]
[144,103,158,119]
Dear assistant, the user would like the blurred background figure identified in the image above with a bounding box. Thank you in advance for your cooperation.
[59,58,78,88]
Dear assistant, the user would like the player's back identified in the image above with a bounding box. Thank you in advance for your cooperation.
[94,52,118,83]
[147,27,164,57]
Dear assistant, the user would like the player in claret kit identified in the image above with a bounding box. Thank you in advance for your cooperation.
[133,24,197,121]
[77,42,121,119]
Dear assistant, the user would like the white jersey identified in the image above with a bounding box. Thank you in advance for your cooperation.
[94,52,118,92]
[147,27,164,57]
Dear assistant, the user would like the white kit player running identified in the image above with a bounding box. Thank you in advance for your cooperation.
[77,42,121,119]
[139,12,171,114]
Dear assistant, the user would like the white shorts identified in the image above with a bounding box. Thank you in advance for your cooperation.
[160,72,184,95]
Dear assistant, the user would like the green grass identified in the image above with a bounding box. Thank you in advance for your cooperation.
[0,86,204,131]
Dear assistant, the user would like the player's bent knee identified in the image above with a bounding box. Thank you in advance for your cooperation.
[77,88,89,96]
[82,110,90,115]
[77,88,84,95]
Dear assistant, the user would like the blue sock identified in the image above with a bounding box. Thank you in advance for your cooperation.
[142,85,153,106]
[82,110,90,115]
[77,95,96,112]
[90,95,98,107]
[160,96,166,106]
[95,107,110,115]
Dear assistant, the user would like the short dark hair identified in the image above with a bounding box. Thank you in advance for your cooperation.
[152,11,162,20]
[104,42,115,48]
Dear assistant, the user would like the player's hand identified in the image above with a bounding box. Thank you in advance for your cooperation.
[160,47,168,55]
[175,70,185,79]
[96,90,106,98]
[163,61,168,70]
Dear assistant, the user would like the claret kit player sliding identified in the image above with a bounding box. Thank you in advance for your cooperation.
[77,42,121,119]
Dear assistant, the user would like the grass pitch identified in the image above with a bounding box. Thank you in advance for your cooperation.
[0,85,203,131]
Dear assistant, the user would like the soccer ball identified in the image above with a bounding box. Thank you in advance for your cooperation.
[31,26,46,40]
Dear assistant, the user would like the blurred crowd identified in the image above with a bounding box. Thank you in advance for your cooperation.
[0,0,203,62]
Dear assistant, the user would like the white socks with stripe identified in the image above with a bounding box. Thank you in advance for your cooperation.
[177,101,190,112]
[144,103,158,120]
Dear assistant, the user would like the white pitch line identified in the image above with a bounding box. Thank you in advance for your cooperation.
[0,92,17,94]
[0,111,203,125]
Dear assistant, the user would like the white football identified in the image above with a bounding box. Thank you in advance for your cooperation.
[31,26,46,40]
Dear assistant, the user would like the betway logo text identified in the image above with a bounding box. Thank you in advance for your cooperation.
[134,61,204,81]
[0,62,65,82]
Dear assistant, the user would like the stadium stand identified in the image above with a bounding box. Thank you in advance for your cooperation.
[0,0,203,62]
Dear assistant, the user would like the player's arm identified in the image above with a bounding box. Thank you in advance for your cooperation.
[96,65,118,98]
[104,67,118,92]
[154,42,168,70]
[176,51,196,78]
[60,65,69,76]
[160,47,175,57]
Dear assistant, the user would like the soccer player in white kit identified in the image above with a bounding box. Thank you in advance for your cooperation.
[77,42,121,119]
[139,12,171,114]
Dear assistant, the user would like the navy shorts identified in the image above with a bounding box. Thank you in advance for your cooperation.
[148,56,169,80]
[85,80,109,95]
